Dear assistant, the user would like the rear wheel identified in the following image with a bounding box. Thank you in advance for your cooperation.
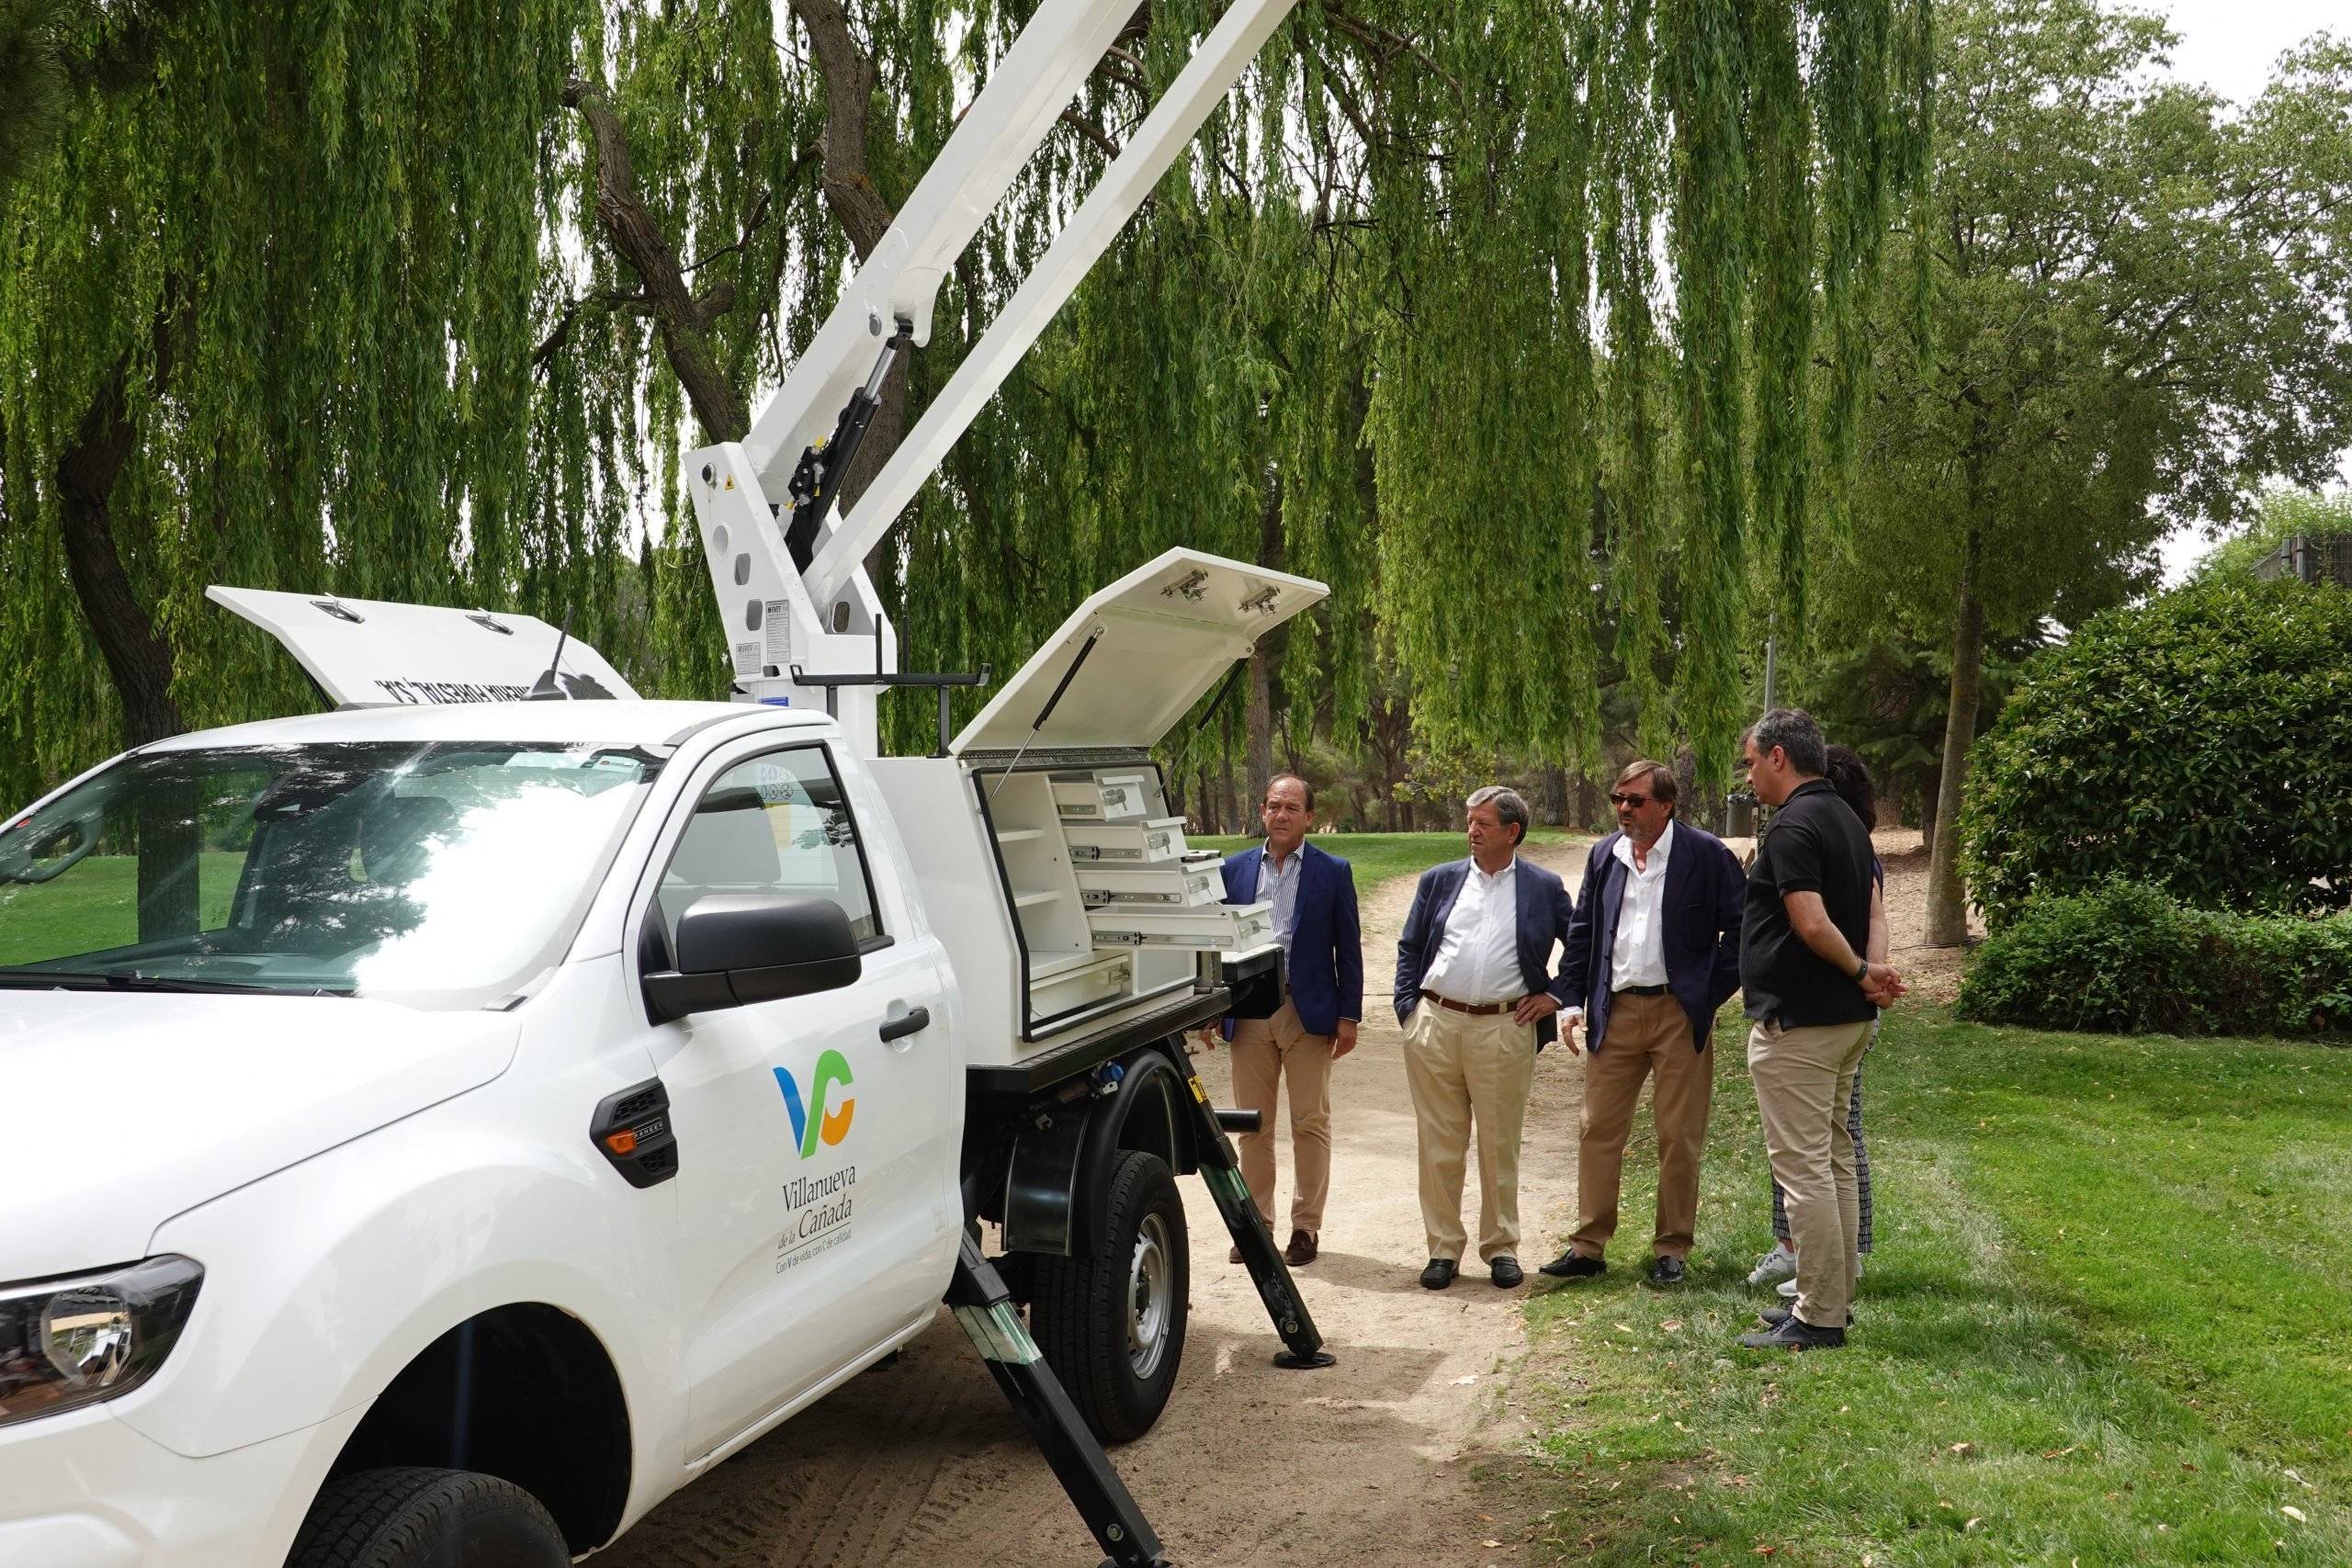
[1029,1148,1189,1444]
[286,1466,569,1568]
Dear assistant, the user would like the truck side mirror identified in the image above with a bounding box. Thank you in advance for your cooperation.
[641,894,863,1023]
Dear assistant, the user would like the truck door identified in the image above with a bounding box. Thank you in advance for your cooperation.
[639,739,958,1461]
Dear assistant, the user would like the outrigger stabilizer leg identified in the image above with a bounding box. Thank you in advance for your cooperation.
[1176,1059,1338,1371]
[945,1233,1172,1568]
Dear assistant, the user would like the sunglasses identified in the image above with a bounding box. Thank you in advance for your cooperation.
[1609,793,1654,809]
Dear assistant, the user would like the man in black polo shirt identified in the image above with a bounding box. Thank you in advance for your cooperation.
[1734,708,1903,1350]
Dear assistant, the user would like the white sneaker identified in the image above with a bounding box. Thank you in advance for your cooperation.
[1777,1257,1862,1298]
[1746,1245,1797,1287]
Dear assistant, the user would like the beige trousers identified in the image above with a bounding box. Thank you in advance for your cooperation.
[1402,1000,1537,1262]
[1570,991,1714,1262]
[1229,999,1336,1235]
[1747,1017,1874,1326]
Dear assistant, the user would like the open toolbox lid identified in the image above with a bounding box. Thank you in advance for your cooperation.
[208,586,639,707]
[951,548,1327,756]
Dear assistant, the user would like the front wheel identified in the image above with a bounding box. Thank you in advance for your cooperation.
[286,1466,569,1568]
[1028,1148,1190,1444]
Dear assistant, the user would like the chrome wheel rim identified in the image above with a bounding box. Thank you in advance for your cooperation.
[1127,1213,1173,1380]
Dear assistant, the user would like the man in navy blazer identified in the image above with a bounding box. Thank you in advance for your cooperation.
[1540,760,1744,1288]
[1391,786,1575,1291]
[1198,774,1362,1267]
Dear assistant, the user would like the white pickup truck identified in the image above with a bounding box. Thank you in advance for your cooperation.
[0,550,1332,1568]
[5,0,1339,1558]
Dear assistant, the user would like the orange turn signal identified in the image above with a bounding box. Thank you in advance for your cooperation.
[604,1129,639,1156]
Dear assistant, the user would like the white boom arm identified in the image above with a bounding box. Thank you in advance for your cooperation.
[686,0,1300,755]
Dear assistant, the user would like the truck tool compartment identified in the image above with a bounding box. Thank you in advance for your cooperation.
[871,547,1325,1053]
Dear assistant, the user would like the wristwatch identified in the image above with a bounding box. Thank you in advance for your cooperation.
[1851,955,1870,982]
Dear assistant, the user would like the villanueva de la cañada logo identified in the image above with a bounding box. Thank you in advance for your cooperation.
[773,1050,856,1273]
[774,1048,856,1157]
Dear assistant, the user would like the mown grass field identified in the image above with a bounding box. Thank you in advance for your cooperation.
[1514,1007,2352,1564]
[1193,825,1584,893]
[0,852,245,964]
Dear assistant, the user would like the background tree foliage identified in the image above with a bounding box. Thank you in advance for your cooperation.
[1959,580,2352,927]
[0,0,1933,819]
[1792,0,2352,943]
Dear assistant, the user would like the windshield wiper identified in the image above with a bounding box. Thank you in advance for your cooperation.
[0,967,351,998]
[103,970,354,998]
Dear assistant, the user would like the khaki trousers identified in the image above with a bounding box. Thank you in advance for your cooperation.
[1229,999,1336,1235]
[1747,1017,1874,1326]
[1570,991,1713,1262]
[1402,1000,1537,1262]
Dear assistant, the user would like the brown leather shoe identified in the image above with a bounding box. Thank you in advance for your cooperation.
[1283,1229,1318,1267]
[1228,1244,1245,1265]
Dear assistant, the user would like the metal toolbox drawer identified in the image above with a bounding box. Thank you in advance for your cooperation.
[1074,861,1222,907]
[1051,772,1150,821]
[1086,899,1274,951]
[1062,815,1190,863]
[1028,951,1133,1016]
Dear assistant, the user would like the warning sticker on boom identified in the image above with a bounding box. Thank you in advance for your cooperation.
[732,640,763,678]
[763,601,792,670]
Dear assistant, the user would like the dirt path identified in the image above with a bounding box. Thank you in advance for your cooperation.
[600,840,1591,1568]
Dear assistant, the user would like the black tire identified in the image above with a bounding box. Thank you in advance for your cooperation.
[286,1466,569,1568]
[1029,1148,1190,1444]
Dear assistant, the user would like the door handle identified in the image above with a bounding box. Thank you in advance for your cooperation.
[879,1005,932,1043]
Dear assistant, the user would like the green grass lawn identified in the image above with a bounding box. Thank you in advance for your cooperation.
[1517,1008,2352,1564]
[0,852,244,964]
[1194,826,1584,892]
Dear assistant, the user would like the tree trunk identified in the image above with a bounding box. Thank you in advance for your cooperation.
[787,0,912,553]
[56,341,185,750]
[56,311,198,939]
[563,80,750,445]
[1918,766,1940,856]
[1243,467,1284,807]
[1925,529,1985,946]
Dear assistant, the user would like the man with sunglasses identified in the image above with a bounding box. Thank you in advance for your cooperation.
[1540,760,1746,1287]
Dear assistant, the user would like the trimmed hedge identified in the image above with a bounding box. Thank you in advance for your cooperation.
[1957,580,2352,928]
[1957,880,2352,1038]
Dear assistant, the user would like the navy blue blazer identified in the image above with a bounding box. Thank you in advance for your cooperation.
[1219,840,1363,1037]
[1390,856,1577,1047]
[1557,823,1744,1055]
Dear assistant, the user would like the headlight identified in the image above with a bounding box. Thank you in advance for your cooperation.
[0,1257,203,1428]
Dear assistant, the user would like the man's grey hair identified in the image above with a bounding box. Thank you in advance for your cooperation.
[1743,707,1828,778]
[1465,784,1532,846]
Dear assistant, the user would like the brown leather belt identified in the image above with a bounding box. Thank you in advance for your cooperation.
[1420,990,1521,1017]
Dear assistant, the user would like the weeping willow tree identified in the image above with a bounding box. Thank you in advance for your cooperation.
[0,0,605,805]
[1,0,1930,809]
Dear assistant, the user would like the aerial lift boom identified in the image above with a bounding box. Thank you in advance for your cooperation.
[685,0,1299,757]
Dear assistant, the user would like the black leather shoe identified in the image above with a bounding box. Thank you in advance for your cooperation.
[1419,1258,1459,1290]
[1489,1255,1524,1288]
[1648,1255,1687,1287]
[1738,1314,1847,1350]
[1538,1250,1606,1280]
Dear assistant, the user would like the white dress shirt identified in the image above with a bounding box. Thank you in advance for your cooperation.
[1420,857,1523,1004]
[1565,823,1673,1021]
[1609,820,1674,989]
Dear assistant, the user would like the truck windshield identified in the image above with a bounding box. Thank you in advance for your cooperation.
[0,741,662,1009]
